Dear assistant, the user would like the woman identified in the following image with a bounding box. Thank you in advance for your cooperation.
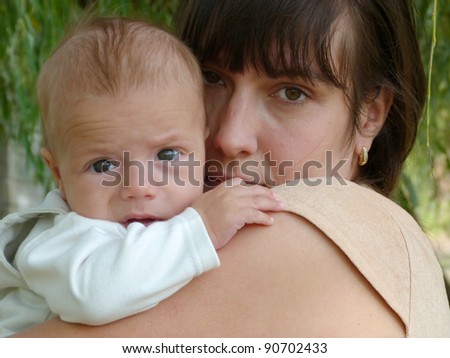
[15,0,450,337]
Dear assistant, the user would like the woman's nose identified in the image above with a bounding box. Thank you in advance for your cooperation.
[210,93,258,158]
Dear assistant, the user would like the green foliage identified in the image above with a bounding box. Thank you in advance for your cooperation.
[395,0,450,235]
[0,0,449,234]
[0,0,81,186]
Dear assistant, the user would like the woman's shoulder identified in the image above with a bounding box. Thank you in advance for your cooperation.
[269,178,450,337]
[271,178,433,272]
[215,209,406,337]
[271,177,421,228]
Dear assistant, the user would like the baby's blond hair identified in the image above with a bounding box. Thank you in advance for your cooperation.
[38,17,204,151]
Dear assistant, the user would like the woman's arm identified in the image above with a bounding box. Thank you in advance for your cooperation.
[14,212,404,337]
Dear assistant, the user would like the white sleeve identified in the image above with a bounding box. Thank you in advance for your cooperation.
[16,207,219,325]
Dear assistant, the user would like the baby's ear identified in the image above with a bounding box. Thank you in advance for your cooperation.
[359,87,393,139]
[40,147,66,199]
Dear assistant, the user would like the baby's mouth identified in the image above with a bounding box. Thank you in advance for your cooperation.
[122,216,160,228]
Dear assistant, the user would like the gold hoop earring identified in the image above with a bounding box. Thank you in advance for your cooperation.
[359,146,368,166]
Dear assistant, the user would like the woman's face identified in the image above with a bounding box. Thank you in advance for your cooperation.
[202,61,361,188]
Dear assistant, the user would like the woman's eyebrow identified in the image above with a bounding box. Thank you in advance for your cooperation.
[272,71,329,86]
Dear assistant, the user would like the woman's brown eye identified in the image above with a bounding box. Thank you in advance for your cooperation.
[285,87,303,101]
[275,86,307,102]
[202,70,223,84]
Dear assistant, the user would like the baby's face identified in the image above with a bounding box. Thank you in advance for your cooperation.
[47,84,206,226]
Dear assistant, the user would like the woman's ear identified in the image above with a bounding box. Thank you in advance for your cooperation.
[355,87,393,152]
[359,87,393,139]
[40,147,67,200]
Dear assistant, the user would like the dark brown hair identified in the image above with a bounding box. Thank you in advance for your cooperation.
[174,0,426,196]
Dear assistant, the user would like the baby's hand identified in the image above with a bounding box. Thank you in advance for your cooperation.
[191,178,284,250]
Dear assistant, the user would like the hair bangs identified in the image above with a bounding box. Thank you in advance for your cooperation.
[176,0,347,87]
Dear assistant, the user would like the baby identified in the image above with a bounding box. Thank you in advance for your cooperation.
[0,17,283,336]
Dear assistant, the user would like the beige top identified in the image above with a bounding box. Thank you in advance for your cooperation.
[272,178,450,337]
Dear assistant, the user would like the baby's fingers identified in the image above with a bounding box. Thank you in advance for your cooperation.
[238,193,285,227]
[250,195,284,212]
[240,208,276,226]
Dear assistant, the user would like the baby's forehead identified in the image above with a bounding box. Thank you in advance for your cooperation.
[57,81,204,131]
[51,98,206,165]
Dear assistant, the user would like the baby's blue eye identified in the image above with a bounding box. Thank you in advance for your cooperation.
[92,160,119,173]
[156,149,180,161]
